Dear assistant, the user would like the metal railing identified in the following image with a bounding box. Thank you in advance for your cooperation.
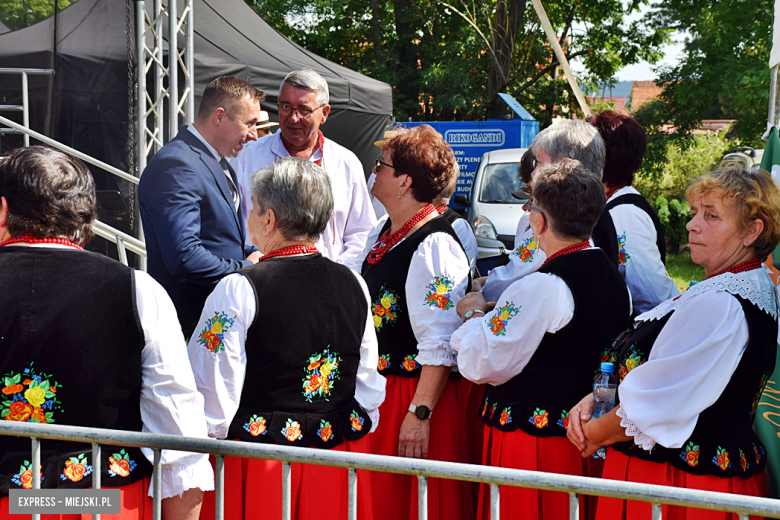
[1,421,779,520]
[0,115,147,267]
[0,68,55,148]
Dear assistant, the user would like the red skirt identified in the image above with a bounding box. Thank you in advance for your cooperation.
[596,449,767,520]
[370,375,473,520]
[477,426,585,520]
[0,479,152,520]
[199,436,374,520]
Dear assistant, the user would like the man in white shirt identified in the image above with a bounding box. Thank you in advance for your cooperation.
[232,69,376,265]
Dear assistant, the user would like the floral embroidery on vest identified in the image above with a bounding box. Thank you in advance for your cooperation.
[713,446,731,471]
[61,453,93,482]
[481,397,489,417]
[377,354,391,372]
[424,276,455,310]
[752,372,770,416]
[1,363,62,424]
[489,403,497,419]
[617,233,630,265]
[12,461,42,489]
[108,449,137,477]
[282,419,303,442]
[350,410,364,432]
[401,354,421,372]
[318,420,333,442]
[558,410,570,431]
[197,311,236,354]
[513,236,537,263]
[302,347,341,402]
[618,344,647,383]
[529,408,549,429]
[372,285,399,330]
[679,441,700,467]
[487,302,520,336]
[243,415,267,437]
[594,347,618,382]
[499,407,512,426]
[754,444,762,465]
[739,449,749,472]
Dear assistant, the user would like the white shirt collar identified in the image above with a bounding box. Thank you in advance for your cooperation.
[187,123,222,162]
[270,131,324,162]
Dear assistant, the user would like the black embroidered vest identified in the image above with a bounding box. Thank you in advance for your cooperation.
[361,217,469,378]
[441,207,466,226]
[480,249,630,437]
[606,193,667,264]
[593,209,620,267]
[227,254,371,448]
[0,248,151,497]
[610,287,777,479]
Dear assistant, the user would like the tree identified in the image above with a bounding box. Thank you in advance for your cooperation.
[246,0,669,124]
[0,0,74,31]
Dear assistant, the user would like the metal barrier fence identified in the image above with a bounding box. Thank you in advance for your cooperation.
[0,68,55,148]
[0,114,147,267]
[1,421,779,520]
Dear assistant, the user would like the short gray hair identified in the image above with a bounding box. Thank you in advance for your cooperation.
[250,157,334,242]
[280,69,330,106]
[530,119,605,180]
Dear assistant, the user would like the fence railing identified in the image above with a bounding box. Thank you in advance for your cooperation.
[1,421,779,520]
[0,68,55,148]
[0,114,147,266]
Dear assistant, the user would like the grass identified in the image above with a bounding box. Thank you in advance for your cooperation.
[666,252,706,292]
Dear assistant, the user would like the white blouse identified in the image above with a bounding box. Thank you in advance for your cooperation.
[450,269,575,385]
[608,186,679,314]
[187,269,387,438]
[617,268,779,451]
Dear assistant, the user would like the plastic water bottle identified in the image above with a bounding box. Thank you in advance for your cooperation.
[592,362,617,459]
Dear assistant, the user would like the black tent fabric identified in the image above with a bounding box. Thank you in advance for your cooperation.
[0,0,392,241]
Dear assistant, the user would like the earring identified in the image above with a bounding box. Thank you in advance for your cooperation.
[397,188,403,199]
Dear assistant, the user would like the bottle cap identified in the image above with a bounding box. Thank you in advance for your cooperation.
[601,362,614,373]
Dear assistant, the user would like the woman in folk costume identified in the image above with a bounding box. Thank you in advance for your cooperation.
[361,124,473,520]
[568,166,780,520]
[451,159,631,520]
[191,157,385,520]
[0,146,213,520]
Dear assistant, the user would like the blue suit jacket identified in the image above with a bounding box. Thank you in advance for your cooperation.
[138,126,257,337]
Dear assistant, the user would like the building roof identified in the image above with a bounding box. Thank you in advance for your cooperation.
[631,81,664,110]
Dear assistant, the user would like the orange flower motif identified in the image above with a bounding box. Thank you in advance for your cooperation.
[63,460,87,482]
[401,356,418,372]
[19,469,33,489]
[109,456,131,478]
[350,416,363,431]
[249,419,267,437]
[530,408,548,429]
[285,421,302,442]
[740,451,748,472]
[31,407,46,423]
[319,423,333,442]
[22,379,32,386]
[206,334,221,351]
[307,361,322,371]
[499,408,511,426]
[686,450,699,467]
[2,384,23,395]
[6,401,33,422]
[377,357,389,371]
[49,386,57,393]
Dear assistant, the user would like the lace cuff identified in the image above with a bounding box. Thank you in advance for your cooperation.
[147,453,215,499]
[616,405,655,452]
[416,343,457,367]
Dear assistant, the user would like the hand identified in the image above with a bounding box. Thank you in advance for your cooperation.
[246,251,262,264]
[398,412,430,458]
[579,420,604,458]
[470,276,488,292]
[485,301,497,312]
[457,292,488,320]
[567,394,595,451]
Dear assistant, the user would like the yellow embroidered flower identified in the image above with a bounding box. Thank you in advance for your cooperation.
[320,363,333,377]
[436,284,447,295]
[373,315,382,328]
[626,358,637,371]
[210,322,223,334]
[24,387,46,407]
[499,310,509,321]
[381,297,392,309]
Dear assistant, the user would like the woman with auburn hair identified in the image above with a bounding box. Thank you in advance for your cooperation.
[568,166,780,520]
[362,124,473,520]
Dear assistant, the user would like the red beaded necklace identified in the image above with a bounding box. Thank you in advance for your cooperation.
[0,233,83,250]
[436,204,448,214]
[707,258,762,279]
[367,204,436,265]
[258,244,318,263]
[605,185,626,200]
[541,240,589,267]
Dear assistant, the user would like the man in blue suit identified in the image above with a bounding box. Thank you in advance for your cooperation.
[139,76,263,337]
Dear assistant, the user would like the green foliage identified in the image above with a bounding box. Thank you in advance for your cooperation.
[655,196,690,253]
[666,252,706,291]
[0,0,74,31]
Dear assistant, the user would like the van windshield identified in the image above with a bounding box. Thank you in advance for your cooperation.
[478,163,529,203]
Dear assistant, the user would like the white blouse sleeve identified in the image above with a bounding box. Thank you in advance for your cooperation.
[406,232,471,367]
[452,217,478,274]
[618,290,749,450]
[610,203,678,314]
[134,271,215,499]
[450,272,574,385]
[481,213,547,302]
[349,270,387,432]
[187,273,255,440]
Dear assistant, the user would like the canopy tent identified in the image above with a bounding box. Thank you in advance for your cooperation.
[0,0,392,247]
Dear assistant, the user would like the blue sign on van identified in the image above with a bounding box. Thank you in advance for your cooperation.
[406,117,538,196]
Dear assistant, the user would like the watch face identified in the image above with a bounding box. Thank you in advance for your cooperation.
[414,405,430,420]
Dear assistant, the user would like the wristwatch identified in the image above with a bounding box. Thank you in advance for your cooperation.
[408,403,433,420]
[463,309,486,322]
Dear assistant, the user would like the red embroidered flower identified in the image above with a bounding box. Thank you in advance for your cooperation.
[63,460,87,482]
[109,456,131,478]
[499,407,511,426]
[320,423,333,442]
[401,355,418,372]
[249,419,267,437]
[529,408,548,429]
[377,356,389,371]
[285,421,302,442]
[19,469,33,489]
[6,401,33,422]
[740,451,748,472]
[350,416,363,431]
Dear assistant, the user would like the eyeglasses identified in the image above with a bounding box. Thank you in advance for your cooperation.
[375,158,395,171]
[277,103,326,119]
[523,201,547,229]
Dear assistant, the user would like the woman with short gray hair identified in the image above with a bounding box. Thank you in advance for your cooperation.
[190,156,386,520]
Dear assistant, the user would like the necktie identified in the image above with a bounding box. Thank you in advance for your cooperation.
[219,158,241,212]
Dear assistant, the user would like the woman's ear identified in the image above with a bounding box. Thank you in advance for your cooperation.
[743,218,764,248]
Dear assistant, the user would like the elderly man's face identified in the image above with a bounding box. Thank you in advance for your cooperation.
[529,148,553,187]
[278,83,330,151]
